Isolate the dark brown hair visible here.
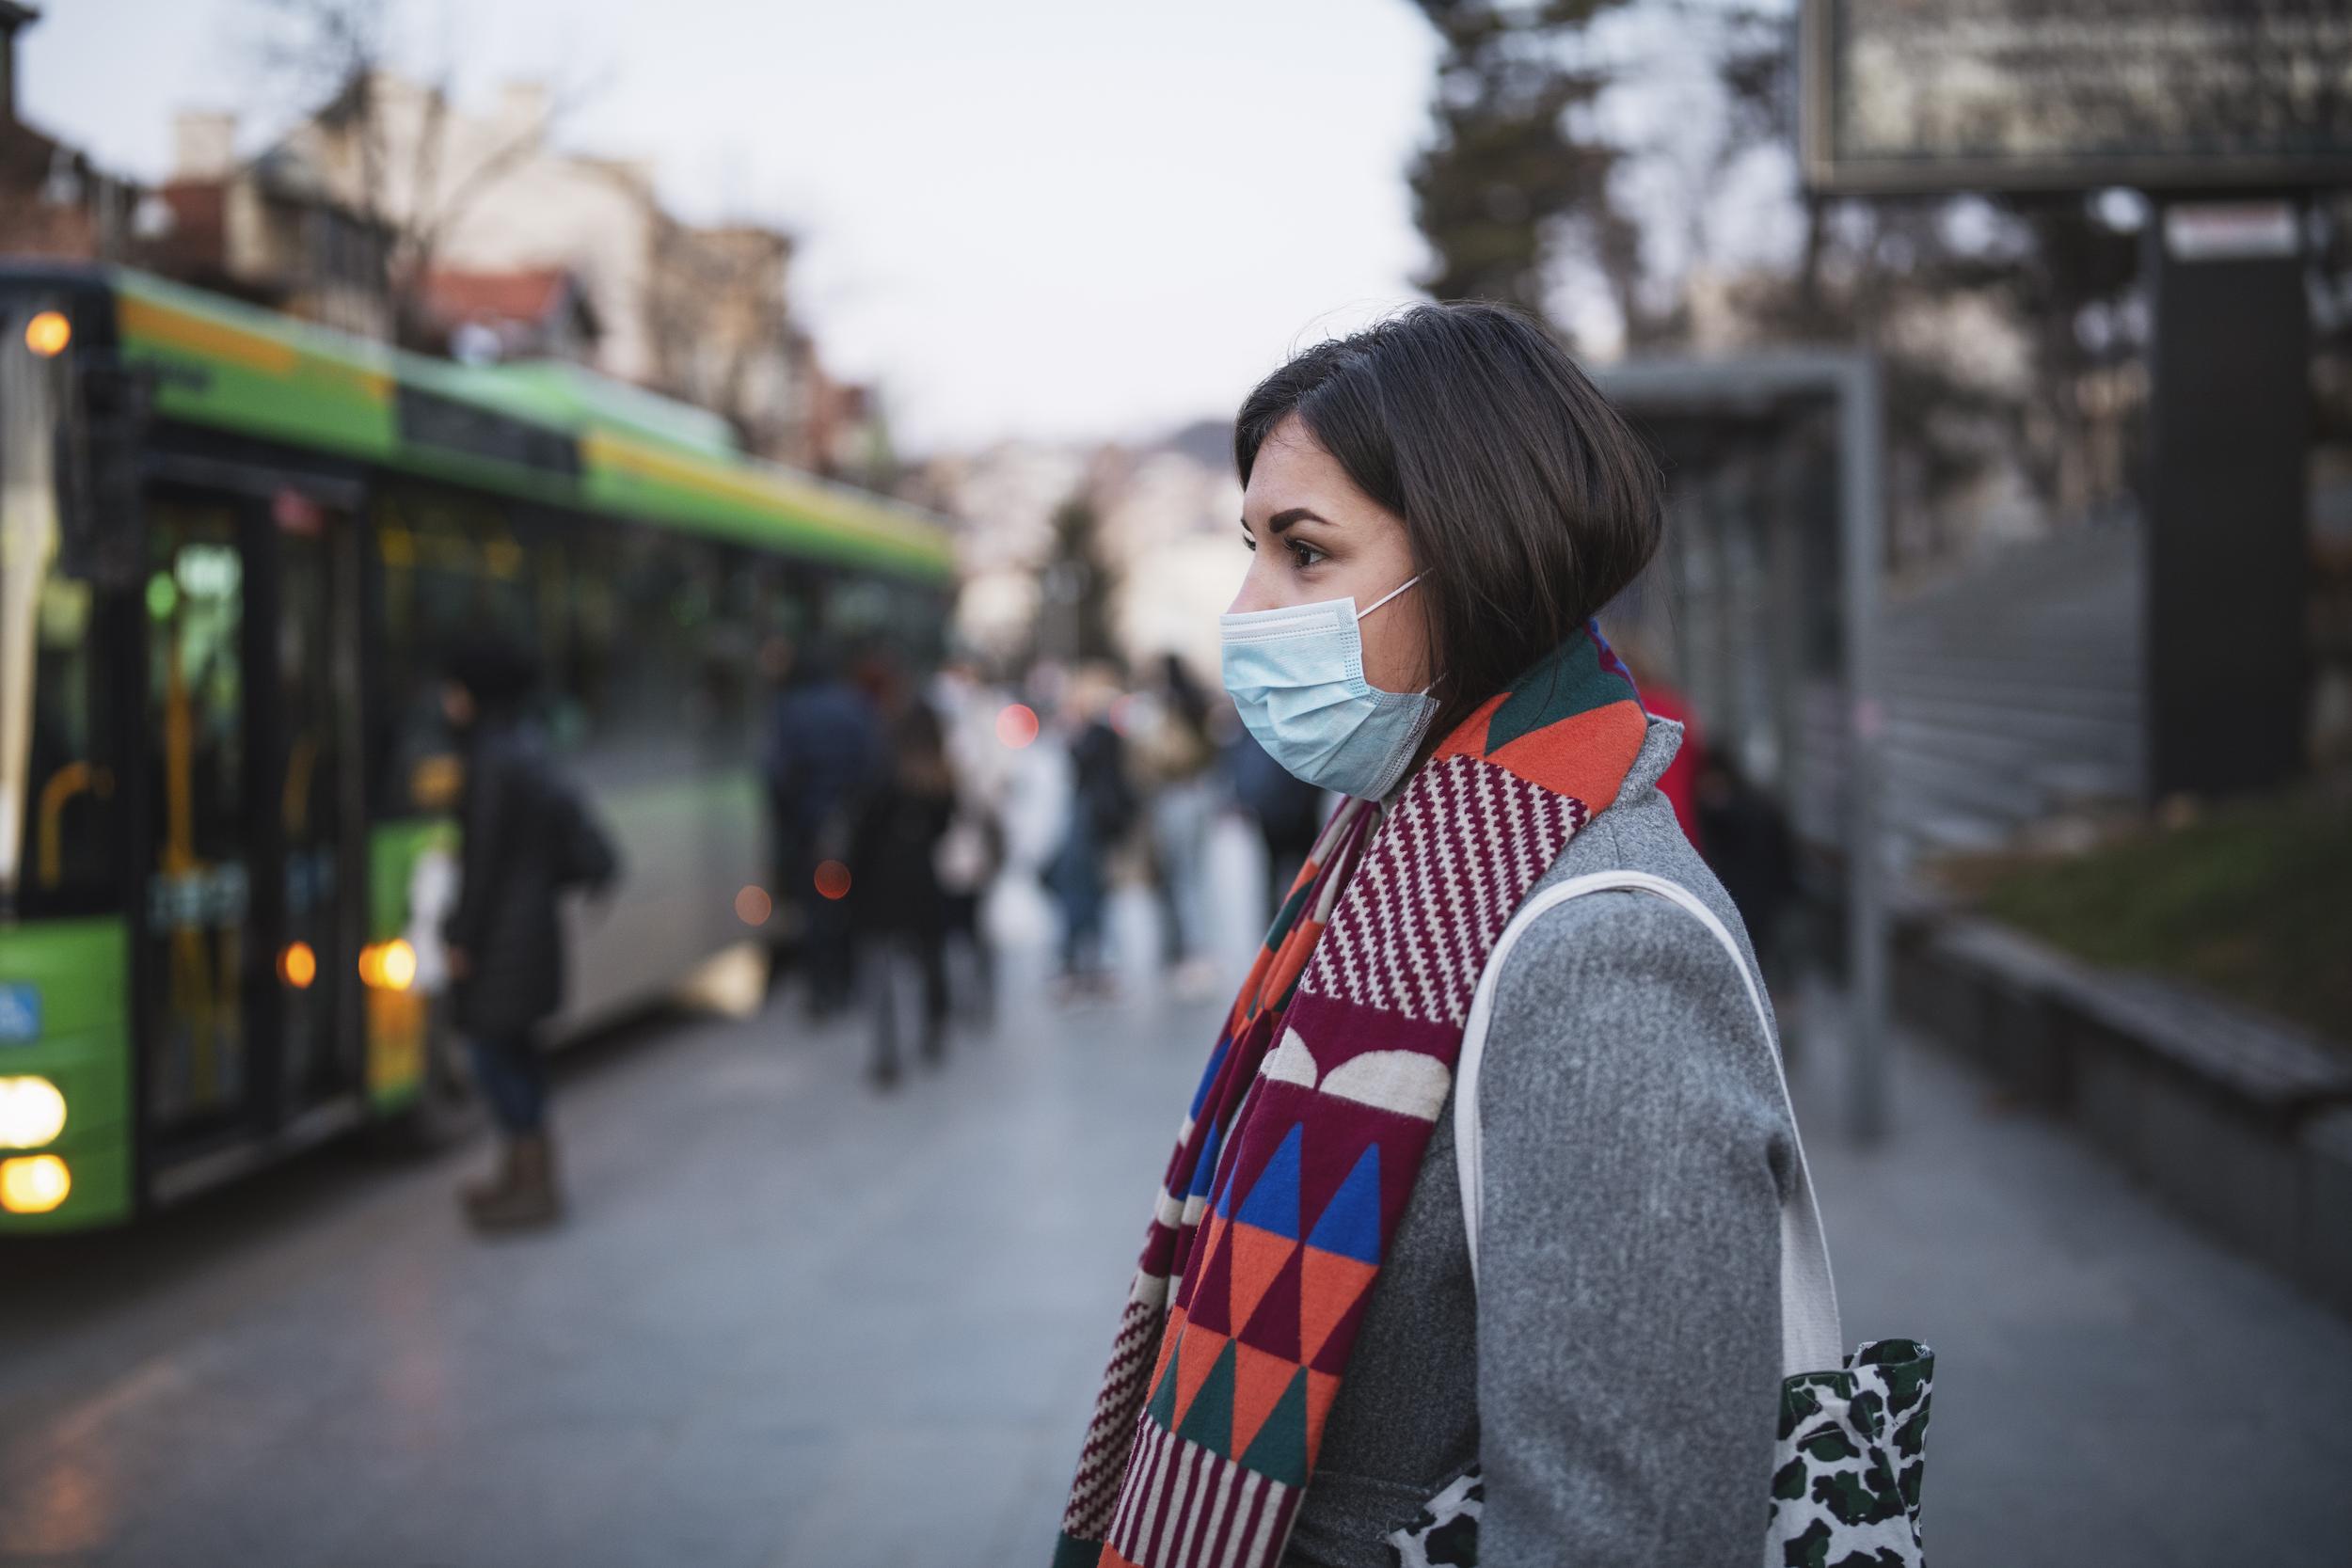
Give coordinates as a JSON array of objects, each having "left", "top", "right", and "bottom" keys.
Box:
[{"left": 1234, "top": 302, "right": 1662, "bottom": 744}]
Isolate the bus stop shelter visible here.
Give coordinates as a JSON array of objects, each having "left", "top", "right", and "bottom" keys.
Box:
[{"left": 1594, "top": 350, "right": 1890, "bottom": 1141}]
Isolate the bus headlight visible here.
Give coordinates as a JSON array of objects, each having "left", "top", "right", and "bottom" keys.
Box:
[
  {"left": 0, "top": 1076, "right": 66, "bottom": 1148},
  {"left": 0, "top": 1154, "right": 70, "bottom": 1213}
]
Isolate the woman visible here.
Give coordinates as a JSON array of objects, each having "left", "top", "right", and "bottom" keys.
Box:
[{"left": 1054, "top": 304, "right": 1806, "bottom": 1567}]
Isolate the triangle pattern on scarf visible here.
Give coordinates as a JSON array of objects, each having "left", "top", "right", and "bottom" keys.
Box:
[
  {"left": 1185, "top": 1217, "right": 1236, "bottom": 1335},
  {"left": 1213, "top": 1129, "right": 1247, "bottom": 1219},
  {"left": 1239, "top": 1369, "right": 1311, "bottom": 1489},
  {"left": 1230, "top": 1339, "right": 1299, "bottom": 1458},
  {"left": 1304, "top": 1143, "right": 1383, "bottom": 1264},
  {"left": 1145, "top": 1337, "right": 1181, "bottom": 1428},
  {"left": 1177, "top": 1338, "right": 1240, "bottom": 1453},
  {"left": 1171, "top": 1323, "right": 1231, "bottom": 1432},
  {"left": 1145, "top": 1301, "right": 1188, "bottom": 1398},
  {"left": 1301, "top": 1249, "right": 1377, "bottom": 1369},
  {"left": 1237, "top": 1241, "right": 1304, "bottom": 1362},
  {"left": 1228, "top": 1223, "right": 1295, "bottom": 1336},
  {"left": 1236, "top": 1122, "right": 1304, "bottom": 1240}
]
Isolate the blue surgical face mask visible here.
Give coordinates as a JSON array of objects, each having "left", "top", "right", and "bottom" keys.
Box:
[{"left": 1220, "top": 576, "right": 1438, "bottom": 800}]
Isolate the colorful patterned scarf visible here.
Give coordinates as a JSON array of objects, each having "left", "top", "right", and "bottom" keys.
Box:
[{"left": 1054, "top": 626, "right": 1649, "bottom": 1568}]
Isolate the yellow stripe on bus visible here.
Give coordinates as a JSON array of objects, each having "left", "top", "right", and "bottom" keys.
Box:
[
  {"left": 581, "top": 429, "right": 944, "bottom": 557},
  {"left": 117, "top": 294, "right": 393, "bottom": 403}
]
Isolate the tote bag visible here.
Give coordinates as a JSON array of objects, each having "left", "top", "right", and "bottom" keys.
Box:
[{"left": 1391, "top": 870, "right": 1933, "bottom": 1568}]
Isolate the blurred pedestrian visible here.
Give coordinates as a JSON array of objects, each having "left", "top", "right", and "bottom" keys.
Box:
[
  {"left": 930, "top": 659, "right": 1008, "bottom": 1024},
  {"left": 1056, "top": 304, "right": 1846, "bottom": 1568},
  {"left": 763, "top": 641, "right": 882, "bottom": 1019},
  {"left": 1044, "top": 665, "right": 1135, "bottom": 1000},
  {"left": 1696, "top": 751, "right": 1804, "bottom": 1043},
  {"left": 1134, "top": 654, "right": 1222, "bottom": 999},
  {"left": 441, "top": 636, "right": 616, "bottom": 1232},
  {"left": 851, "top": 700, "right": 957, "bottom": 1087},
  {"left": 1225, "top": 719, "right": 1326, "bottom": 925}
]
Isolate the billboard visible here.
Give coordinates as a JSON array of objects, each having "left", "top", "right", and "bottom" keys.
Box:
[{"left": 1802, "top": 0, "right": 2352, "bottom": 195}]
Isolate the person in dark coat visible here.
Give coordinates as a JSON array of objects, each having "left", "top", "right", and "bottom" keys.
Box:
[
  {"left": 1225, "top": 721, "right": 1325, "bottom": 924},
  {"left": 763, "top": 641, "right": 884, "bottom": 1018},
  {"left": 850, "top": 700, "right": 957, "bottom": 1087},
  {"left": 442, "top": 637, "right": 612, "bottom": 1230},
  {"left": 1693, "top": 751, "right": 1803, "bottom": 1052}
]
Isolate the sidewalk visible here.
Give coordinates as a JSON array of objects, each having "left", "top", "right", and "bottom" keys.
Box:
[
  {"left": 1787, "top": 1003, "right": 2352, "bottom": 1566},
  {"left": 1, "top": 837, "right": 2346, "bottom": 1564}
]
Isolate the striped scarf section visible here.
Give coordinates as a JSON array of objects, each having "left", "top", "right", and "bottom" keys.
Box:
[{"left": 1054, "top": 626, "right": 1649, "bottom": 1568}]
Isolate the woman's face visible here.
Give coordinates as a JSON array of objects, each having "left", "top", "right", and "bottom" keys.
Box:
[{"left": 1231, "top": 415, "right": 1433, "bottom": 696}]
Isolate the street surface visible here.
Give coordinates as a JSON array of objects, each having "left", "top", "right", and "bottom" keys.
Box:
[{"left": 4, "top": 825, "right": 2349, "bottom": 1567}]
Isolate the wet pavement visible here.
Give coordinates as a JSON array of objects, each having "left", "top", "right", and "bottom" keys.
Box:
[{"left": 3, "top": 831, "right": 2349, "bottom": 1567}]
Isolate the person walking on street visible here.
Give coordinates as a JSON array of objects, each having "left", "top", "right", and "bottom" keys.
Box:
[
  {"left": 850, "top": 699, "right": 958, "bottom": 1087},
  {"left": 764, "top": 641, "right": 883, "bottom": 1019},
  {"left": 1053, "top": 304, "right": 1852, "bottom": 1567},
  {"left": 1046, "top": 667, "right": 1136, "bottom": 1001},
  {"left": 442, "top": 637, "right": 615, "bottom": 1233},
  {"left": 1135, "top": 654, "right": 1222, "bottom": 1000},
  {"left": 930, "top": 659, "right": 1008, "bottom": 1024}
]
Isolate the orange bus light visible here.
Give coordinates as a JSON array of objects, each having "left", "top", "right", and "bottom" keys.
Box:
[{"left": 24, "top": 311, "right": 71, "bottom": 357}]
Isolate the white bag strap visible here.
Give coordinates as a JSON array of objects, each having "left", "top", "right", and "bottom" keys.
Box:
[{"left": 1454, "top": 869, "right": 1843, "bottom": 1378}]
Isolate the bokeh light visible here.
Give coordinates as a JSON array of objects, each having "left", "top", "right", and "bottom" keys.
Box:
[
  {"left": 24, "top": 310, "right": 70, "bottom": 357},
  {"left": 814, "top": 861, "right": 852, "bottom": 901},
  {"left": 995, "top": 703, "right": 1040, "bottom": 749},
  {"left": 0, "top": 1155, "right": 70, "bottom": 1214},
  {"left": 0, "top": 1078, "right": 67, "bottom": 1148},
  {"left": 735, "top": 884, "right": 773, "bottom": 926}
]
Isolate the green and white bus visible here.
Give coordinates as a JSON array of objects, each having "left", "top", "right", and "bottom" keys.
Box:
[{"left": 0, "top": 264, "right": 954, "bottom": 1231}]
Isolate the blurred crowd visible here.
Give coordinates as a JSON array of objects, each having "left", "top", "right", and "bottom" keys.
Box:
[
  {"left": 756, "top": 640, "right": 1327, "bottom": 1089},
  {"left": 756, "top": 640, "right": 1810, "bottom": 1091}
]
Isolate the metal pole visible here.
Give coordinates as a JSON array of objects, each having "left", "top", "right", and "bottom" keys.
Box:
[{"left": 1838, "top": 355, "right": 1888, "bottom": 1144}]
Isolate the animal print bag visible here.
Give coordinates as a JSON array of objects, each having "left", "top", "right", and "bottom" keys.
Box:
[{"left": 1391, "top": 870, "right": 1933, "bottom": 1567}]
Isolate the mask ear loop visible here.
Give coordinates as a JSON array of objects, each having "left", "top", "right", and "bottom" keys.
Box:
[
  {"left": 1355, "top": 575, "right": 1439, "bottom": 700},
  {"left": 1354, "top": 573, "right": 1422, "bottom": 622}
]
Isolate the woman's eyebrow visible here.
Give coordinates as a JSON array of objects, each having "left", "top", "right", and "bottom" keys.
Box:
[{"left": 1266, "top": 507, "right": 1328, "bottom": 534}]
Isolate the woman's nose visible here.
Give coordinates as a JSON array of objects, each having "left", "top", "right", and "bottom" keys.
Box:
[{"left": 1226, "top": 559, "right": 1279, "bottom": 617}]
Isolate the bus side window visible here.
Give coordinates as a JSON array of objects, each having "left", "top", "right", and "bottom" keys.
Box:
[{"left": 372, "top": 487, "right": 538, "bottom": 816}]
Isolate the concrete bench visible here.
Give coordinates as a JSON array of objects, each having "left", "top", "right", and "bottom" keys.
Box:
[{"left": 1897, "top": 912, "right": 2352, "bottom": 1319}]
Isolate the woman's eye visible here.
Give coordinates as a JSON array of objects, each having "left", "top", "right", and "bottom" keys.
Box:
[
  {"left": 1287, "top": 541, "right": 1325, "bottom": 569},
  {"left": 1241, "top": 532, "right": 1257, "bottom": 553}
]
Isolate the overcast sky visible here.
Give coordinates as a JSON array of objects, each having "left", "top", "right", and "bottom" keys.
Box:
[{"left": 21, "top": 0, "right": 1442, "bottom": 452}]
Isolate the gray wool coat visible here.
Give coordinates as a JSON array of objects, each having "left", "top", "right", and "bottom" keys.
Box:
[{"left": 1279, "top": 719, "right": 1801, "bottom": 1568}]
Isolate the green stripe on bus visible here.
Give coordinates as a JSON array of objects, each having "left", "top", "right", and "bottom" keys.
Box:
[{"left": 106, "top": 269, "right": 955, "bottom": 580}]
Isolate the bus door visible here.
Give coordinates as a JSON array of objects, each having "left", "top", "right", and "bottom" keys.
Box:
[
  {"left": 264, "top": 489, "right": 365, "bottom": 1123},
  {"left": 141, "top": 484, "right": 364, "bottom": 1179}
]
